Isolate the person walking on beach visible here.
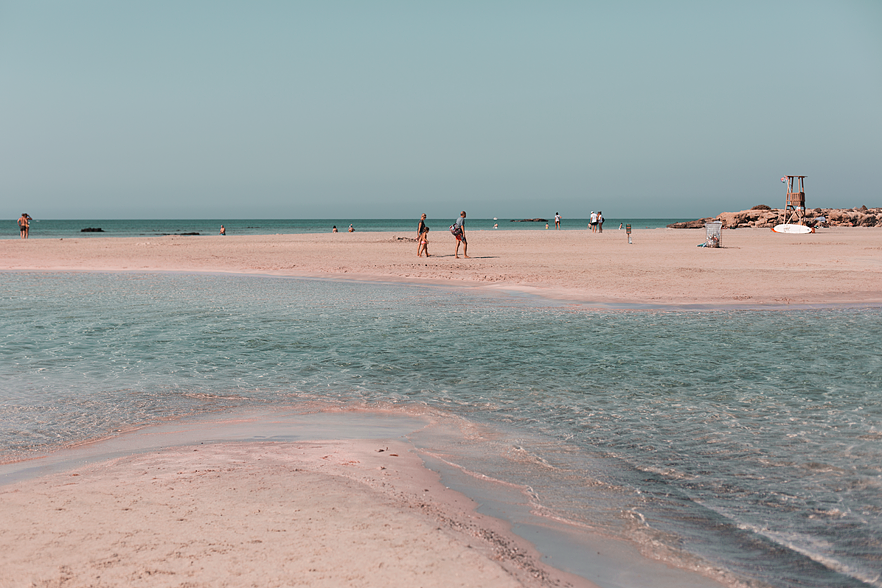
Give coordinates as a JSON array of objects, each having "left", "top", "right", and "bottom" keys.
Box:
[
  {"left": 555, "top": 212, "right": 561, "bottom": 230},
  {"left": 451, "top": 211, "right": 469, "bottom": 258},
  {"left": 18, "top": 213, "right": 30, "bottom": 239},
  {"left": 597, "top": 211, "right": 604, "bottom": 233},
  {"left": 417, "top": 227, "right": 430, "bottom": 257},
  {"left": 589, "top": 211, "right": 597, "bottom": 233},
  {"left": 417, "top": 213, "right": 427, "bottom": 255}
]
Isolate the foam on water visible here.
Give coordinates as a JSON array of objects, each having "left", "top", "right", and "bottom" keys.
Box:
[{"left": 1, "top": 272, "right": 880, "bottom": 588}]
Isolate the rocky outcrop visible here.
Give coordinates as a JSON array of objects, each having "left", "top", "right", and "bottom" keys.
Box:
[
  {"left": 666, "top": 218, "right": 715, "bottom": 229},
  {"left": 669, "top": 207, "right": 882, "bottom": 229}
]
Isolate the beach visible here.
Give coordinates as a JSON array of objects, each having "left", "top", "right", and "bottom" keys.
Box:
[
  {"left": 2, "top": 228, "right": 881, "bottom": 588},
  {"left": 3, "top": 226, "right": 881, "bottom": 307},
  {"left": 1, "top": 434, "right": 589, "bottom": 588}
]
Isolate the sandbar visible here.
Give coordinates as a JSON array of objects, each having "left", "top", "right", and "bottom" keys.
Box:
[
  {"left": 0, "top": 435, "right": 595, "bottom": 588},
  {"left": 3, "top": 227, "right": 881, "bottom": 306}
]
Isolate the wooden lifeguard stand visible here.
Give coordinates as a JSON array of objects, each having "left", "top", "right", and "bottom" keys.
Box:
[{"left": 782, "top": 175, "right": 806, "bottom": 225}]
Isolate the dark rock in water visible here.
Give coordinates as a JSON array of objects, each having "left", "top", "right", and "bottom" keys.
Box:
[
  {"left": 80, "top": 227, "right": 104, "bottom": 232},
  {"left": 667, "top": 218, "right": 713, "bottom": 229},
  {"left": 178, "top": 232, "right": 200, "bottom": 236},
  {"left": 510, "top": 218, "right": 548, "bottom": 222}
]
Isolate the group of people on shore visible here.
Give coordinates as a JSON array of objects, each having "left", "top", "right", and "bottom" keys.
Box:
[
  {"left": 415, "top": 211, "right": 469, "bottom": 259},
  {"left": 589, "top": 211, "right": 604, "bottom": 233}
]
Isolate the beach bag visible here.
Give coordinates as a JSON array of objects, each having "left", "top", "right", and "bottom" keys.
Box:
[{"left": 449, "top": 224, "right": 462, "bottom": 236}]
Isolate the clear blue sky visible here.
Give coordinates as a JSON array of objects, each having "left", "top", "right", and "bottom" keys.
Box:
[{"left": 1, "top": 1, "right": 880, "bottom": 219}]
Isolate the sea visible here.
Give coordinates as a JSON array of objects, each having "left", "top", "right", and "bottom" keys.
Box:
[
  {"left": 3, "top": 217, "right": 681, "bottom": 239},
  {"left": 1, "top": 225, "right": 880, "bottom": 588}
]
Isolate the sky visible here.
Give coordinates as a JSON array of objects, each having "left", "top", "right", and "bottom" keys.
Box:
[{"left": 1, "top": 1, "right": 880, "bottom": 220}]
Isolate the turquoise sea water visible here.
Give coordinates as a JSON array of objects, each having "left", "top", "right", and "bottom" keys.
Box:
[
  {"left": 1, "top": 272, "right": 880, "bottom": 588},
  {"left": 3, "top": 218, "right": 684, "bottom": 239}
]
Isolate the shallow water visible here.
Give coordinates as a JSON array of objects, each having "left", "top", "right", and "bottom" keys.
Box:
[{"left": 1, "top": 272, "right": 880, "bottom": 587}]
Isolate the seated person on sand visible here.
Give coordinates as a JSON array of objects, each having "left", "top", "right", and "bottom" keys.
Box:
[{"left": 418, "top": 227, "right": 430, "bottom": 257}]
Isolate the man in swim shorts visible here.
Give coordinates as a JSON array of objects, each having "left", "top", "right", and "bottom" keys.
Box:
[{"left": 18, "top": 213, "right": 29, "bottom": 239}]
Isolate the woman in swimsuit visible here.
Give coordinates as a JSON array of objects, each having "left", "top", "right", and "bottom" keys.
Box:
[{"left": 416, "top": 214, "right": 427, "bottom": 256}]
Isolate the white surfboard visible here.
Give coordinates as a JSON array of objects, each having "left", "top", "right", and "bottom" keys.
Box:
[{"left": 772, "top": 224, "right": 814, "bottom": 234}]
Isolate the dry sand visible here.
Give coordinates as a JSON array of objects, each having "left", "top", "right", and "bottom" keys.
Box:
[
  {"left": 0, "top": 440, "right": 593, "bottom": 588},
  {"left": 3, "top": 226, "right": 881, "bottom": 306}
]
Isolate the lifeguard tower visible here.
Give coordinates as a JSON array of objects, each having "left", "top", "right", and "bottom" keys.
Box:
[{"left": 781, "top": 176, "right": 806, "bottom": 225}]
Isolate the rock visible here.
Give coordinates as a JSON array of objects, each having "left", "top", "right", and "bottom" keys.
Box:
[
  {"left": 751, "top": 204, "right": 772, "bottom": 210},
  {"left": 671, "top": 206, "right": 882, "bottom": 229},
  {"left": 667, "top": 218, "right": 714, "bottom": 229},
  {"left": 510, "top": 218, "right": 548, "bottom": 222},
  {"left": 80, "top": 227, "right": 104, "bottom": 232}
]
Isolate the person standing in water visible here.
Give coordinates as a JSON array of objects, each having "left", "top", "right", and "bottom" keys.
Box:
[
  {"left": 451, "top": 211, "right": 469, "bottom": 258},
  {"left": 219, "top": 225, "right": 226, "bottom": 235},
  {"left": 416, "top": 213, "right": 427, "bottom": 256}
]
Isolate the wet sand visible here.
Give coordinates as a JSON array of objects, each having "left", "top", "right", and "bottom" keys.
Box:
[{"left": 0, "top": 435, "right": 595, "bottom": 588}]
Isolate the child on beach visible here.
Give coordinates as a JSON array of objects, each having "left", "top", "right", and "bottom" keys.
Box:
[{"left": 418, "top": 227, "right": 430, "bottom": 257}]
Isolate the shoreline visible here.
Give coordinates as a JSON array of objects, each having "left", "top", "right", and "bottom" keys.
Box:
[
  {"left": 3, "top": 227, "right": 881, "bottom": 307},
  {"left": 0, "top": 408, "right": 725, "bottom": 588},
  {"left": 5, "top": 267, "right": 882, "bottom": 312},
  {"left": 0, "top": 438, "right": 589, "bottom": 587}
]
